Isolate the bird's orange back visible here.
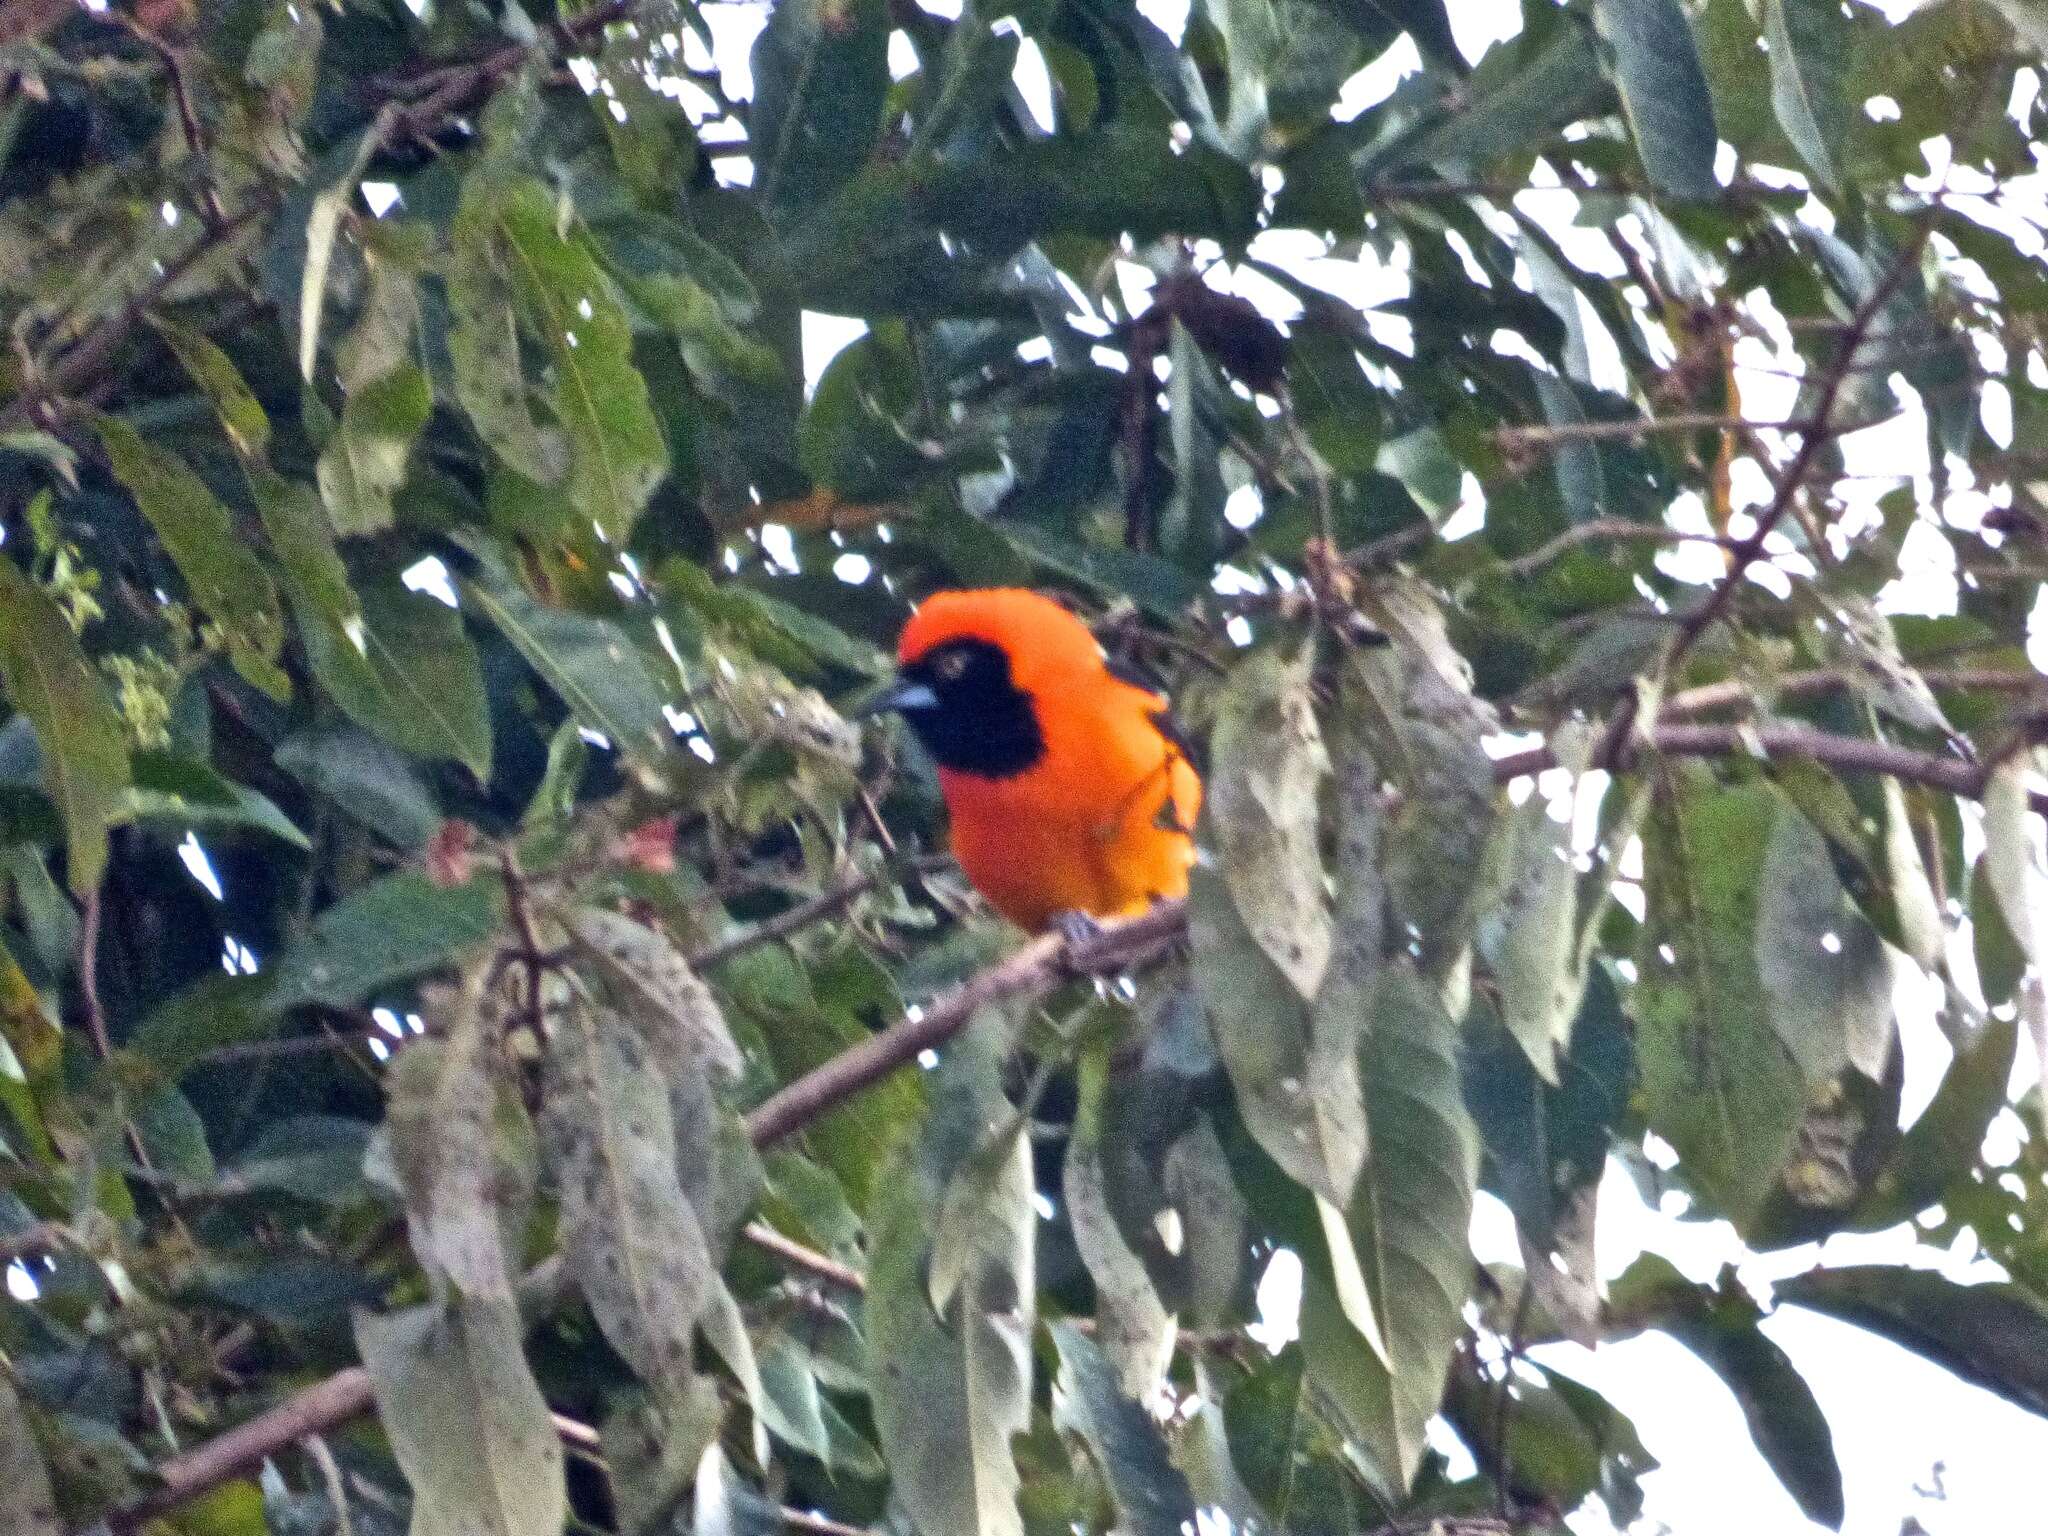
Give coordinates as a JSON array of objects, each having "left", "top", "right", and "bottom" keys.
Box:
[{"left": 892, "top": 589, "right": 1200, "bottom": 931}]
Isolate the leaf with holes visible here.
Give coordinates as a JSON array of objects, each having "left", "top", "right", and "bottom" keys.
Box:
[{"left": 491, "top": 180, "right": 666, "bottom": 543}]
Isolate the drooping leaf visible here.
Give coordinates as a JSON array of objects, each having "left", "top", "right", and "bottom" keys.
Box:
[
  {"left": 866, "top": 1022, "right": 1033, "bottom": 1536},
  {"left": 1983, "top": 757, "right": 2047, "bottom": 971},
  {"left": 1636, "top": 775, "right": 1807, "bottom": 1229},
  {"left": 1206, "top": 640, "right": 1331, "bottom": 995},
  {"left": 1320, "top": 964, "right": 1479, "bottom": 1490},
  {"left": 0, "top": 558, "right": 130, "bottom": 894},
  {"left": 355, "top": 1299, "right": 566, "bottom": 1536},
  {"left": 151, "top": 314, "right": 270, "bottom": 456},
  {"left": 1755, "top": 800, "right": 1896, "bottom": 1086},
  {"left": 1777, "top": 1263, "right": 2048, "bottom": 1419},
  {"left": 1664, "top": 1304, "right": 1845, "bottom": 1529},
  {"left": 1064, "top": 1044, "right": 1175, "bottom": 1401},
  {"left": 0, "top": 1371, "right": 59, "bottom": 1536},
  {"left": 1594, "top": 0, "right": 1722, "bottom": 200},
  {"left": 749, "top": 0, "right": 889, "bottom": 219},
  {"left": 491, "top": 180, "right": 667, "bottom": 543},
  {"left": 384, "top": 966, "right": 520, "bottom": 1300},
  {"left": 542, "top": 989, "right": 719, "bottom": 1394},
  {"left": 1190, "top": 863, "right": 1364, "bottom": 1207},
  {"left": 1049, "top": 1323, "right": 1198, "bottom": 1536},
  {"left": 1762, "top": 0, "right": 1854, "bottom": 192},
  {"left": 446, "top": 184, "right": 562, "bottom": 489},
  {"left": 1477, "top": 722, "right": 1595, "bottom": 1081}
]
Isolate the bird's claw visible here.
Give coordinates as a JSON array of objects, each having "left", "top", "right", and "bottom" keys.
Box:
[{"left": 1048, "top": 909, "right": 1105, "bottom": 947}]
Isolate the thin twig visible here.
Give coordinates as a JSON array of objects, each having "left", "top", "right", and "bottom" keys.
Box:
[
  {"left": 1662, "top": 666, "right": 2048, "bottom": 720},
  {"left": 741, "top": 1221, "right": 865, "bottom": 1293},
  {"left": 77, "top": 884, "right": 111, "bottom": 1060},
  {"left": 689, "top": 853, "right": 951, "bottom": 970},
  {"left": 1504, "top": 519, "right": 1743, "bottom": 576}
]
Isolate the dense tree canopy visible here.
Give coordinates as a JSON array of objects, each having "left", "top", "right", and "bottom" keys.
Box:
[{"left": 3, "top": 0, "right": 2048, "bottom": 1532}]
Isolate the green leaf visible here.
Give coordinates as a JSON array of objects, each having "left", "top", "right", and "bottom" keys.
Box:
[
  {"left": 1324, "top": 964, "right": 1479, "bottom": 1490},
  {"left": 1661, "top": 1306, "right": 1845, "bottom": 1529},
  {"left": 265, "top": 871, "right": 500, "bottom": 1013},
  {"left": 0, "top": 558, "right": 130, "bottom": 894},
  {"left": 1755, "top": 800, "right": 1895, "bottom": 1086},
  {"left": 1387, "top": 20, "right": 1607, "bottom": 178},
  {"left": 492, "top": 181, "right": 667, "bottom": 543},
  {"left": 603, "top": 1381, "right": 724, "bottom": 1536},
  {"left": 460, "top": 558, "right": 672, "bottom": 770},
  {"left": 276, "top": 724, "right": 442, "bottom": 848},
  {"left": 1477, "top": 722, "right": 1594, "bottom": 1082},
  {"left": 91, "top": 411, "right": 288, "bottom": 700},
  {"left": 447, "top": 184, "right": 562, "bottom": 488},
  {"left": 355, "top": 1299, "right": 566, "bottom": 1536},
  {"left": 385, "top": 966, "right": 521, "bottom": 1300},
  {"left": 866, "top": 1024, "right": 1032, "bottom": 1536},
  {"left": 1049, "top": 1323, "right": 1199, "bottom": 1536},
  {"left": 542, "top": 989, "right": 718, "bottom": 1396},
  {"left": 317, "top": 363, "right": 432, "bottom": 537},
  {"left": 1776, "top": 1264, "right": 2048, "bottom": 1418},
  {"left": 1190, "top": 863, "right": 1364, "bottom": 1207},
  {"left": 299, "top": 127, "right": 383, "bottom": 382},
  {"left": 259, "top": 473, "right": 490, "bottom": 780},
  {"left": 1983, "top": 758, "right": 2047, "bottom": 971},
  {"left": 564, "top": 907, "right": 744, "bottom": 1086},
  {"left": 1636, "top": 776, "right": 1806, "bottom": 1229},
  {"left": 1763, "top": 0, "right": 1852, "bottom": 192},
  {"left": 1064, "top": 1046, "right": 1174, "bottom": 1401},
  {"left": 151, "top": 315, "right": 270, "bottom": 456},
  {"left": 0, "top": 1365, "right": 60, "bottom": 1536},
  {"left": 1206, "top": 642, "right": 1332, "bottom": 998},
  {"left": 749, "top": 0, "right": 889, "bottom": 218},
  {"left": 1224, "top": 1345, "right": 1361, "bottom": 1535},
  {"left": 1594, "top": 0, "right": 1721, "bottom": 200},
  {"left": 122, "top": 749, "right": 309, "bottom": 849}
]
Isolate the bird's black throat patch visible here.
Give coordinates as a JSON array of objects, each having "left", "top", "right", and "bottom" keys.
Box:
[{"left": 894, "top": 637, "right": 1045, "bottom": 779}]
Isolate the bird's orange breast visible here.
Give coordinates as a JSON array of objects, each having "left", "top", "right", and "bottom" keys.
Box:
[{"left": 937, "top": 677, "right": 1200, "bottom": 932}]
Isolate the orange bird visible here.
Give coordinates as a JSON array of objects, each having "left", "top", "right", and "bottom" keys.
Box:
[{"left": 871, "top": 589, "right": 1201, "bottom": 933}]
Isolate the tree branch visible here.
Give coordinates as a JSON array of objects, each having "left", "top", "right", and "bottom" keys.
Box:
[{"left": 743, "top": 899, "right": 1187, "bottom": 1148}]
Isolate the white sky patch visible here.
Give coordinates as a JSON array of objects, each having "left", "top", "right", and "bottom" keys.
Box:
[
  {"left": 802, "top": 311, "right": 867, "bottom": 392},
  {"left": 1012, "top": 33, "right": 1056, "bottom": 132},
  {"left": 1333, "top": 34, "right": 1420, "bottom": 123},
  {"left": 178, "top": 833, "right": 224, "bottom": 901},
  {"left": 5, "top": 1262, "right": 37, "bottom": 1302},
  {"left": 401, "top": 556, "right": 460, "bottom": 608}
]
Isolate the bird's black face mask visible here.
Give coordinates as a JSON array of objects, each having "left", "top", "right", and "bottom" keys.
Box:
[{"left": 863, "top": 637, "right": 1045, "bottom": 779}]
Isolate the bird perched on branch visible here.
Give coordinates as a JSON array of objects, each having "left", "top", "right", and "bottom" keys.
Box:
[{"left": 867, "top": 588, "right": 1201, "bottom": 933}]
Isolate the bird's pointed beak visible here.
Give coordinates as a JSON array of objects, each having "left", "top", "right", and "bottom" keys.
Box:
[{"left": 855, "top": 677, "right": 939, "bottom": 719}]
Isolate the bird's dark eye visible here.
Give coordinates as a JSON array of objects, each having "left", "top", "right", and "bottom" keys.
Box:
[{"left": 933, "top": 648, "right": 971, "bottom": 682}]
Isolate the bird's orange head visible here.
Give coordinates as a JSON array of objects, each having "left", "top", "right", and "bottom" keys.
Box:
[{"left": 872, "top": 588, "right": 1099, "bottom": 780}]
